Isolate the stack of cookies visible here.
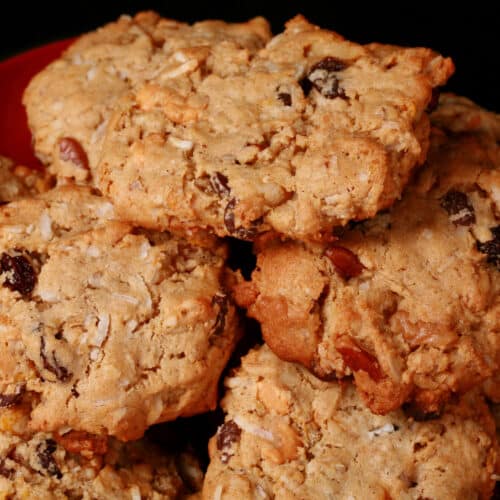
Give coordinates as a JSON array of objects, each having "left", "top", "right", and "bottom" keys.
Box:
[{"left": 0, "top": 10, "right": 498, "bottom": 499}]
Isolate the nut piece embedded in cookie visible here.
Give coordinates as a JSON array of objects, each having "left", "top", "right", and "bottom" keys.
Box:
[
  {"left": 23, "top": 11, "right": 271, "bottom": 184},
  {"left": 203, "top": 346, "right": 498, "bottom": 499},
  {"left": 234, "top": 95, "right": 500, "bottom": 414},
  {"left": 0, "top": 186, "right": 239, "bottom": 440},
  {"left": 97, "top": 14, "right": 453, "bottom": 239}
]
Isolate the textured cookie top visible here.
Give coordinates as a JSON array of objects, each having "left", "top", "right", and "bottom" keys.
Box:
[
  {"left": 0, "top": 402, "right": 202, "bottom": 499},
  {"left": 234, "top": 96, "right": 499, "bottom": 414},
  {"left": 0, "top": 187, "right": 238, "bottom": 440},
  {"left": 23, "top": 11, "right": 271, "bottom": 183},
  {"left": 203, "top": 345, "right": 497, "bottom": 500},
  {"left": 0, "top": 156, "right": 52, "bottom": 203},
  {"left": 97, "top": 15, "right": 453, "bottom": 240}
]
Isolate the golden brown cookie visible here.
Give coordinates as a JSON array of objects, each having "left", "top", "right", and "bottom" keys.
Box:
[
  {"left": 0, "top": 400, "right": 202, "bottom": 499},
  {"left": 23, "top": 11, "right": 271, "bottom": 184},
  {"left": 234, "top": 95, "right": 499, "bottom": 414},
  {"left": 0, "top": 186, "right": 239, "bottom": 440},
  {"left": 203, "top": 345, "right": 497, "bottom": 499},
  {"left": 97, "top": 15, "right": 453, "bottom": 240}
]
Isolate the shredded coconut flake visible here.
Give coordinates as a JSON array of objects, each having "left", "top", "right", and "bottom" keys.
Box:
[
  {"left": 95, "top": 313, "right": 110, "bottom": 346},
  {"left": 169, "top": 136, "right": 194, "bottom": 151},
  {"left": 86, "top": 245, "right": 100, "bottom": 258},
  {"left": 96, "top": 201, "right": 115, "bottom": 218},
  {"left": 126, "top": 319, "right": 138, "bottom": 334},
  {"left": 368, "top": 423, "right": 398, "bottom": 438},
  {"left": 89, "top": 347, "right": 100, "bottom": 361},
  {"left": 129, "top": 485, "right": 141, "bottom": 500},
  {"left": 139, "top": 242, "right": 149, "bottom": 259},
  {"left": 86, "top": 67, "right": 97, "bottom": 81},
  {"left": 39, "top": 211, "right": 53, "bottom": 241},
  {"left": 161, "top": 59, "right": 198, "bottom": 79},
  {"left": 213, "top": 484, "right": 223, "bottom": 500},
  {"left": 233, "top": 416, "right": 274, "bottom": 442},
  {"left": 4, "top": 225, "right": 25, "bottom": 234},
  {"left": 173, "top": 51, "right": 188, "bottom": 63},
  {"left": 38, "top": 289, "right": 59, "bottom": 302},
  {"left": 112, "top": 293, "right": 139, "bottom": 305}
]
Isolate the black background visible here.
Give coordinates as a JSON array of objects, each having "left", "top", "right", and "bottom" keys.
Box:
[{"left": 0, "top": 1, "right": 498, "bottom": 111}]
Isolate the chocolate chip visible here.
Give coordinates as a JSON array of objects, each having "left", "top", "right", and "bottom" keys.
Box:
[
  {"left": 36, "top": 439, "right": 62, "bottom": 479},
  {"left": 440, "top": 190, "right": 476, "bottom": 226},
  {"left": 325, "top": 246, "right": 364, "bottom": 279},
  {"left": 0, "top": 384, "right": 25, "bottom": 408},
  {"left": 217, "top": 420, "right": 241, "bottom": 463},
  {"left": 277, "top": 92, "right": 292, "bottom": 106},
  {"left": 58, "top": 137, "right": 89, "bottom": 170},
  {"left": 210, "top": 172, "right": 231, "bottom": 198},
  {"left": 0, "top": 250, "right": 37, "bottom": 296},
  {"left": 304, "top": 56, "right": 349, "bottom": 99},
  {"left": 40, "top": 336, "right": 72, "bottom": 382},
  {"left": 71, "top": 385, "right": 80, "bottom": 398},
  {"left": 223, "top": 198, "right": 261, "bottom": 240},
  {"left": 477, "top": 226, "right": 500, "bottom": 269}
]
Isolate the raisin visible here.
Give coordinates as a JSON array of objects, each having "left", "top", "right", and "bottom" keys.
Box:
[
  {"left": 58, "top": 137, "right": 89, "bottom": 170},
  {"left": 277, "top": 92, "right": 292, "bottom": 106},
  {"left": 440, "top": 190, "right": 476, "bottom": 226},
  {"left": 217, "top": 420, "right": 241, "bottom": 462},
  {"left": 477, "top": 226, "right": 500, "bottom": 269},
  {"left": 0, "top": 251, "right": 37, "bottom": 295},
  {"left": 40, "top": 336, "right": 72, "bottom": 382},
  {"left": 0, "top": 460, "right": 13, "bottom": 479},
  {"left": 36, "top": 439, "right": 62, "bottom": 479},
  {"left": 210, "top": 172, "right": 231, "bottom": 198},
  {"left": 299, "top": 77, "right": 313, "bottom": 96},
  {"left": 304, "top": 56, "right": 349, "bottom": 99},
  {"left": 223, "top": 198, "right": 261, "bottom": 240},
  {"left": 337, "top": 342, "right": 383, "bottom": 382},
  {"left": 325, "top": 246, "right": 363, "bottom": 279},
  {"left": 211, "top": 293, "right": 228, "bottom": 338},
  {"left": 0, "top": 384, "right": 25, "bottom": 408}
]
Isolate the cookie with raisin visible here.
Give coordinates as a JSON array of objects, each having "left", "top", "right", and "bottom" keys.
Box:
[
  {"left": 0, "top": 400, "right": 202, "bottom": 498},
  {"left": 97, "top": 15, "right": 453, "bottom": 240},
  {"left": 234, "top": 96, "right": 499, "bottom": 414},
  {"left": 203, "top": 345, "right": 497, "bottom": 499},
  {"left": 23, "top": 11, "right": 271, "bottom": 184},
  {"left": 0, "top": 186, "right": 239, "bottom": 440}
]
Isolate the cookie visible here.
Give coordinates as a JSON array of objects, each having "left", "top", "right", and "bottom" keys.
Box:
[
  {"left": 97, "top": 15, "right": 453, "bottom": 240},
  {"left": 0, "top": 186, "right": 239, "bottom": 440},
  {"left": 0, "top": 401, "right": 202, "bottom": 498},
  {"left": 234, "top": 95, "right": 500, "bottom": 414},
  {"left": 203, "top": 345, "right": 497, "bottom": 500},
  {"left": 0, "top": 155, "right": 52, "bottom": 203},
  {"left": 23, "top": 11, "right": 271, "bottom": 183}
]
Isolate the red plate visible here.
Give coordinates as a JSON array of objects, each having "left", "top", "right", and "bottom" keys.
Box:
[{"left": 0, "top": 38, "right": 75, "bottom": 169}]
